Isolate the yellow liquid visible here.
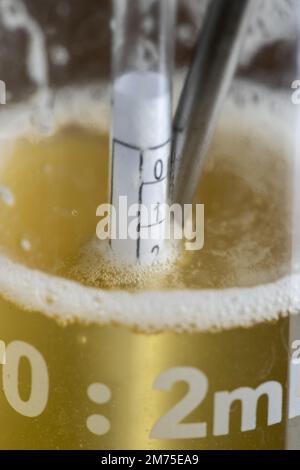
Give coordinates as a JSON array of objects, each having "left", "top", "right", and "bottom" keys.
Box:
[
  {"left": 0, "top": 121, "right": 290, "bottom": 292},
  {"left": 0, "top": 127, "right": 108, "bottom": 273}
]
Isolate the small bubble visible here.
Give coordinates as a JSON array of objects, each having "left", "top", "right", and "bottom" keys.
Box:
[
  {"left": 71, "top": 209, "right": 79, "bottom": 217},
  {"left": 142, "top": 16, "right": 154, "bottom": 34},
  {"left": 0, "top": 186, "right": 15, "bottom": 206},
  {"left": 43, "top": 163, "right": 53, "bottom": 175},
  {"left": 177, "top": 24, "right": 196, "bottom": 47},
  {"left": 20, "top": 239, "right": 31, "bottom": 252},
  {"left": 50, "top": 45, "right": 69, "bottom": 66},
  {"left": 77, "top": 335, "right": 87, "bottom": 345}
]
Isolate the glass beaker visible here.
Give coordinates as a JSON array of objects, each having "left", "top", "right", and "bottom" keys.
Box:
[{"left": 0, "top": 0, "right": 299, "bottom": 450}]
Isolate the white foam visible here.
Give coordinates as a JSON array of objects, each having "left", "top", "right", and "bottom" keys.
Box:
[
  {"left": 0, "top": 83, "right": 109, "bottom": 140},
  {"left": 0, "top": 253, "right": 298, "bottom": 332}
]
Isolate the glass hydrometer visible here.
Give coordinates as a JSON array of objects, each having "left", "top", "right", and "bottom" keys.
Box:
[{"left": 110, "top": 0, "right": 176, "bottom": 265}]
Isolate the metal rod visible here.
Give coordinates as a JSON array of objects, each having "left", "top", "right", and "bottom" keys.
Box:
[{"left": 171, "top": 0, "right": 253, "bottom": 205}]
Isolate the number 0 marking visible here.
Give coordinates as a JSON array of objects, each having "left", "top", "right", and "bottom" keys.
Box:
[
  {"left": 150, "top": 367, "right": 208, "bottom": 440},
  {"left": 2, "top": 341, "right": 49, "bottom": 417},
  {"left": 154, "top": 159, "right": 163, "bottom": 180}
]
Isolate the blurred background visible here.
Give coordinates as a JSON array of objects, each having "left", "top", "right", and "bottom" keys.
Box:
[{"left": 0, "top": 0, "right": 296, "bottom": 103}]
